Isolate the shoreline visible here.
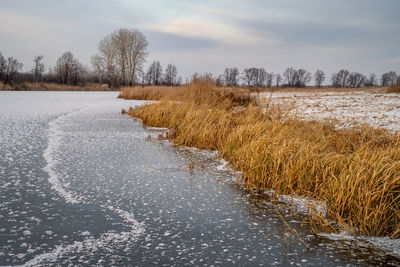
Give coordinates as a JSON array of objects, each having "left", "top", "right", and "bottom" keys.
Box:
[{"left": 122, "top": 79, "right": 400, "bottom": 239}]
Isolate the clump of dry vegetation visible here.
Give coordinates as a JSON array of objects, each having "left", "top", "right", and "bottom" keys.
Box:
[
  {"left": 387, "top": 84, "right": 400, "bottom": 94},
  {"left": 118, "top": 86, "right": 185, "bottom": 100},
  {"left": 18, "top": 82, "right": 110, "bottom": 91},
  {"left": 0, "top": 82, "right": 111, "bottom": 91},
  {"left": 0, "top": 81, "right": 12, "bottom": 90},
  {"left": 124, "top": 78, "right": 400, "bottom": 238}
]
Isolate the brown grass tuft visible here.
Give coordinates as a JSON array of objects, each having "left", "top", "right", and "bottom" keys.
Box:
[{"left": 126, "top": 78, "right": 400, "bottom": 238}]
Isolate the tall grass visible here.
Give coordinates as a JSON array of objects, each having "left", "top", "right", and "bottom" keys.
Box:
[
  {"left": 118, "top": 86, "right": 185, "bottom": 100},
  {"left": 126, "top": 78, "right": 400, "bottom": 238},
  {"left": 387, "top": 84, "right": 400, "bottom": 94}
]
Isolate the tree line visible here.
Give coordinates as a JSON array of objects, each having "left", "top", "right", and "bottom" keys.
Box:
[
  {"left": 1, "top": 27, "right": 399, "bottom": 89},
  {"left": 214, "top": 67, "right": 399, "bottom": 88}
]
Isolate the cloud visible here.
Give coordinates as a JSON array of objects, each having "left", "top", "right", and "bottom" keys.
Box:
[
  {"left": 0, "top": 0, "right": 398, "bottom": 77},
  {"left": 145, "top": 30, "right": 220, "bottom": 52},
  {"left": 148, "top": 18, "right": 267, "bottom": 46}
]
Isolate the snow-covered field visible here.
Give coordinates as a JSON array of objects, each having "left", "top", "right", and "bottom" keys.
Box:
[{"left": 261, "top": 91, "right": 400, "bottom": 132}]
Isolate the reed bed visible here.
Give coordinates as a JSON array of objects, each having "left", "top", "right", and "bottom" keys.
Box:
[
  {"left": 125, "top": 78, "right": 400, "bottom": 238},
  {"left": 2, "top": 82, "right": 110, "bottom": 91},
  {"left": 118, "top": 86, "right": 185, "bottom": 100},
  {"left": 387, "top": 84, "right": 400, "bottom": 94}
]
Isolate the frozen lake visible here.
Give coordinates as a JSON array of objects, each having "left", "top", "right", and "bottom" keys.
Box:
[{"left": 0, "top": 91, "right": 399, "bottom": 266}]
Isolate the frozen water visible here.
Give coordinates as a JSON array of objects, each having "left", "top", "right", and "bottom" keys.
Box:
[{"left": 0, "top": 91, "right": 399, "bottom": 266}]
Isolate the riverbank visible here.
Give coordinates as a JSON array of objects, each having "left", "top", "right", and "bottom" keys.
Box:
[
  {"left": 0, "top": 82, "right": 112, "bottom": 91},
  {"left": 121, "top": 78, "right": 400, "bottom": 238}
]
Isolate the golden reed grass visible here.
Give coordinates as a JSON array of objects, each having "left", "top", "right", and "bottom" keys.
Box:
[{"left": 121, "top": 79, "right": 400, "bottom": 238}]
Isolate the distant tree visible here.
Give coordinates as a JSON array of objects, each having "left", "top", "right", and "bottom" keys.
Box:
[
  {"left": 145, "top": 61, "right": 163, "bottom": 85},
  {"left": 314, "top": 70, "right": 325, "bottom": 87},
  {"left": 242, "top": 68, "right": 267, "bottom": 87},
  {"left": 296, "top": 69, "right": 311, "bottom": 87},
  {"left": 223, "top": 68, "right": 230, "bottom": 85},
  {"left": 215, "top": 74, "right": 223, "bottom": 87},
  {"left": 92, "top": 28, "right": 148, "bottom": 87},
  {"left": 55, "top": 52, "right": 85, "bottom": 85},
  {"left": 33, "top": 55, "right": 45, "bottom": 83},
  {"left": 4, "top": 57, "right": 23, "bottom": 85},
  {"left": 365, "top": 73, "right": 377, "bottom": 86},
  {"left": 275, "top": 73, "right": 282, "bottom": 87},
  {"left": 347, "top": 72, "right": 366, "bottom": 88},
  {"left": 283, "top": 67, "right": 297, "bottom": 87},
  {"left": 331, "top": 69, "right": 350, "bottom": 87},
  {"left": 164, "top": 63, "right": 178, "bottom": 86},
  {"left": 92, "top": 35, "right": 118, "bottom": 87},
  {"left": 255, "top": 68, "right": 266, "bottom": 87},
  {"left": 0, "top": 52, "right": 6, "bottom": 82},
  {"left": 223, "top": 68, "right": 239, "bottom": 86},
  {"left": 242, "top": 68, "right": 256, "bottom": 86},
  {"left": 381, "top": 71, "right": 397, "bottom": 86},
  {"left": 125, "top": 30, "right": 148, "bottom": 85},
  {"left": 265, "top": 72, "right": 274, "bottom": 88},
  {"left": 177, "top": 76, "right": 182, "bottom": 86}
]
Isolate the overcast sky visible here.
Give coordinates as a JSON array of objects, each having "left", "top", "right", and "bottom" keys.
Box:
[{"left": 0, "top": 0, "right": 399, "bottom": 79}]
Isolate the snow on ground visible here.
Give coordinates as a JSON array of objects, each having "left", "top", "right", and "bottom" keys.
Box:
[{"left": 260, "top": 90, "right": 400, "bottom": 132}]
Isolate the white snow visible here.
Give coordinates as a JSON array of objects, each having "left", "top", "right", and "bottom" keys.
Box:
[{"left": 261, "top": 90, "right": 400, "bottom": 132}]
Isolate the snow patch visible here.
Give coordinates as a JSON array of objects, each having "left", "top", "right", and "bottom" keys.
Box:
[
  {"left": 43, "top": 109, "right": 88, "bottom": 204},
  {"left": 21, "top": 206, "right": 145, "bottom": 266},
  {"left": 319, "top": 231, "right": 400, "bottom": 258}
]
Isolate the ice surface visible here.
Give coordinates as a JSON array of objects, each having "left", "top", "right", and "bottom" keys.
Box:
[{"left": 0, "top": 91, "right": 399, "bottom": 266}]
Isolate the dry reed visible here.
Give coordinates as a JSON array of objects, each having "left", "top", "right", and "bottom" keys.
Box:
[
  {"left": 126, "top": 78, "right": 400, "bottom": 238},
  {"left": 387, "top": 84, "right": 400, "bottom": 94},
  {"left": 118, "top": 86, "right": 185, "bottom": 100},
  {"left": 3, "top": 82, "right": 111, "bottom": 91}
]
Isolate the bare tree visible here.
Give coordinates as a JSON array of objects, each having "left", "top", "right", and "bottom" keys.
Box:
[
  {"left": 91, "top": 54, "right": 105, "bottom": 83},
  {"left": 314, "top": 70, "right": 325, "bottom": 87},
  {"left": 242, "top": 68, "right": 267, "bottom": 87},
  {"left": 242, "top": 68, "right": 257, "bottom": 86},
  {"left": 265, "top": 72, "right": 274, "bottom": 88},
  {"left": 177, "top": 76, "right": 182, "bottom": 86},
  {"left": 365, "top": 73, "right": 377, "bottom": 86},
  {"left": 94, "top": 34, "right": 118, "bottom": 87},
  {"left": 0, "top": 52, "right": 6, "bottom": 82},
  {"left": 56, "top": 52, "right": 85, "bottom": 85},
  {"left": 223, "top": 68, "right": 239, "bottom": 86},
  {"left": 93, "top": 28, "right": 148, "bottom": 87},
  {"left": 381, "top": 71, "right": 397, "bottom": 86},
  {"left": 296, "top": 69, "right": 311, "bottom": 87},
  {"left": 331, "top": 69, "right": 350, "bottom": 87},
  {"left": 4, "top": 57, "right": 23, "bottom": 85},
  {"left": 283, "top": 67, "right": 297, "bottom": 87},
  {"left": 347, "top": 72, "right": 366, "bottom": 88},
  {"left": 112, "top": 29, "right": 130, "bottom": 85},
  {"left": 164, "top": 63, "right": 178, "bottom": 86},
  {"left": 256, "top": 68, "right": 267, "bottom": 87},
  {"left": 145, "top": 61, "right": 163, "bottom": 85},
  {"left": 275, "top": 73, "right": 282, "bottom": 87},
  {"left": 33, "top": 55, "right": 45, "bottom": 83},
  {"left": 126, "top": 30, "right": 148, "bottom": 85},
  {"left": 215, "top": 75, "right": 223, "bottom": 87}
]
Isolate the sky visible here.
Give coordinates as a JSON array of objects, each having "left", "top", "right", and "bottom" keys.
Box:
[{"left": 0, "top": 0, "right": 399, "bottom": 80}]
